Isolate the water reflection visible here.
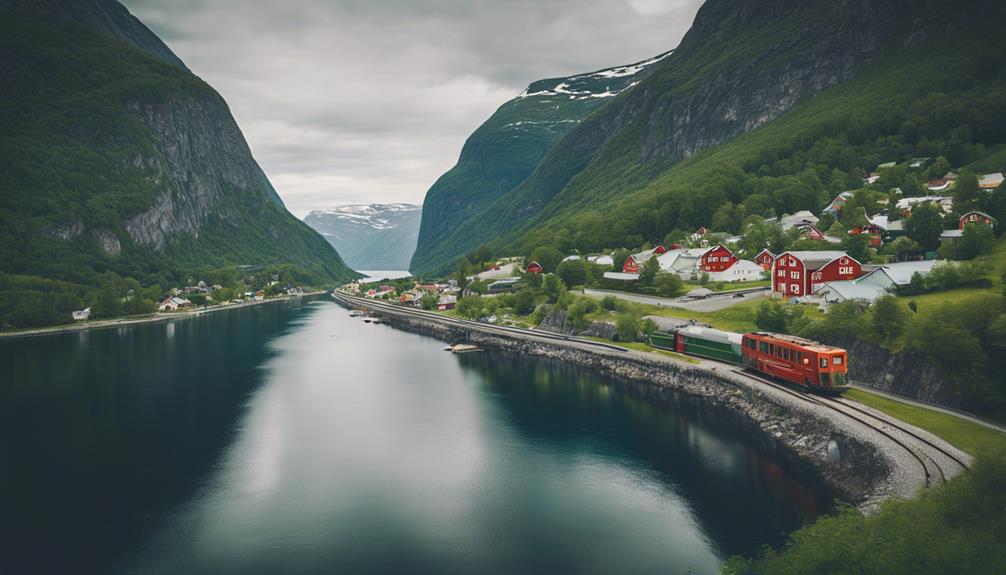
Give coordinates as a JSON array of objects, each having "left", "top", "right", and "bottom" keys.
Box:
[{"left": 0, "top": 301, "right": 833, "bottom": 574}]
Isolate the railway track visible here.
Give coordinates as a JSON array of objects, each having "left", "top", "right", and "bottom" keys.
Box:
[
  {"left": 336, "top": 290, "right": 969, "bottom": 489},
  {"left": 332, "top": 291, "right": 631, "bottom": 353},
  {"left": 734, "top": 368, "right": 969, "bottom": 488}
]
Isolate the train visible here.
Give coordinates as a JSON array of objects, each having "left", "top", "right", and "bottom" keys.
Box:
[{"left": 649, "top": 323, "right": 849, "bottom": 394}]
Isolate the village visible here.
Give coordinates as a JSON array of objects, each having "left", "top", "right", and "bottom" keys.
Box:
[
  {"left": 69, "top": 273, "right": 308, "bottom": 322},
  {"left": 356, "top": 165, "right": 1004, "bottom": 320}
]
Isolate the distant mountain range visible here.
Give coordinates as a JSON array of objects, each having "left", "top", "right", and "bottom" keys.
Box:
[{"left": 305, "top": 204, "right": 422, "bottom": 271}]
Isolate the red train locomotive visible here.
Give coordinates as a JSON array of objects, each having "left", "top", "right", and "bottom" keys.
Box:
[{"left": 741, "top": 332, "right": 849, "bottom": 393}]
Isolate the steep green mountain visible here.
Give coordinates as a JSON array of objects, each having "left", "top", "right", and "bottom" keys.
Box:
[
  {"left": 0, "top": 0, "right": 357, "bottom": 326},
  {"left": 413, "top": 0, "right": 1006, "bottom": 274},
  {"left": 304, "top": 204, "right": 422, "bottom": 271},
  {"left": 410, "top": 51, "right": 670, "bottom": 274}
]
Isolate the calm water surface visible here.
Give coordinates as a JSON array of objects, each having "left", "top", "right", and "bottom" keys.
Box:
[{"left": 0, "top": 299, "right": 833, "bottom": 574}]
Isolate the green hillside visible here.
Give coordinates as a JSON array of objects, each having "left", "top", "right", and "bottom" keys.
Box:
[
  {"left": 410, "top": 52, "right": 670, "bottom": 274},
  {"left": 0, "top": 2, "right": 357, "bottom": 328},
  {"left": 413, "top": 0, "right": 1006, "bottom": 273}
]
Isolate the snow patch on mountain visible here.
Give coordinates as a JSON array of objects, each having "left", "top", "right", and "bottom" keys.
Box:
[{"left": 516, "top": 50, "right": 672, "bottom": 100}]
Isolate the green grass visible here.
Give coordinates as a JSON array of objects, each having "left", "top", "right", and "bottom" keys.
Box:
[
  {"left": 683, "top": 279, "right": 771, "bottom": 292},
  {"left": 611, "top": 340, "right": 701, "bottom": 364},
  {"left": 847, "top": 388, "right": 1006, "bottom": 456}
]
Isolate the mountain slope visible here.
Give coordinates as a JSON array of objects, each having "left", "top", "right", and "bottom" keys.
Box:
[
  {"left": 413, "top": 0, "right": 1006, "bottom": 274},
  {"left": 410, "top": 52, "right": 669, "bottom": 274},
  {"left": 304, "top": 204, "right": 422, "bottom": 271},
  {"left": 0, "top": 0, "right": 356, "bottom": 325}
]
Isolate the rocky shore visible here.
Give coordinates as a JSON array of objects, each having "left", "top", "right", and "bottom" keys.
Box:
[{"left": 335, "top": 294, "right": 912, "bottom": 513}]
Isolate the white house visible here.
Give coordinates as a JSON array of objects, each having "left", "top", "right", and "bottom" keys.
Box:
[
  {"left": 159, "top": 297, "right": 192, "bottom": 312},
  {"left": 656, "top": 248, "right": 708, "bottom": 278},
  {"left": 779, "top": 210, "right": 819, "bottom": 231},
  {"left": 71, "top": 307, "right": 91, "bottom": 321},
  {"left": 707, "top": 259, "right": 764, "bottom": 283}
]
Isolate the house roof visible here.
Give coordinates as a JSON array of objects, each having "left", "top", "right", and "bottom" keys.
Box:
[
  {"left": 780, "top": 210, "right": 819, "bottom": 230},
  {"left": 816, "top": 280, "right": 882, "bottom": 302},
  {"left": 979, "top": 173, "right": 1004, "bottom": 188},
  {"left": 603, "top": 272, "right": 639, "bottom": 281},
  {"left": 865, "top": 260, "right": 939, "bottom": 285},
  {"left": 777, "top": 251, "right": 852, "bottom": 269},
  {"left": 868, "top": 214, "right": 904, "bottom": 232},
  {"left": 961, "top": 210, "right": 998, "bottom": 222},
  {"left": 896, "top": 195, "right": 949, "bottom": 209},
  {"left": 940, "top": 229, "right": 964, "bottom": 238}
]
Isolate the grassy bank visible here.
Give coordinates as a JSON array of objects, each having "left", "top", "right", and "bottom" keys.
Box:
[{"left": 847, "top": 389, "right": 1005, "bottom": 456}]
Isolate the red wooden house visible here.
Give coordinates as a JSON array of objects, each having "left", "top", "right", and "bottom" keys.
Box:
[
  {"left": 652, "top": 244, "right": 667, "bottom": 255},
  {"left": 959, "top": 211, "right": 997, "bottom": 229},
  {"left": 848, "top": 224, "right": 884, "bottom": 247},
  {"left": 525, "top": 261, "right": 544, "bottom": 273},
  {"left": 772, "top": 251, "right": 862, "bottom": 297},
  {"left": 698, "top": 245, "right": 737, "bottom": 273},
  {"left": 622, "top": 256, "right": 640, "bottom": 273},
  {"left": 754, "top": 249, "right": 775, "bottom": 270}
]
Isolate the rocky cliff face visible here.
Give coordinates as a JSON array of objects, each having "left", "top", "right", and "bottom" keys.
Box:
[
  {"left": 0, "top": 0, "right": 355, "bottom": 285},
  {"left": 304, "top": 204, "right": 422, "bottom": 271},
  {"left": 823, "top": 335, "right": 962, "bottom": 408}
]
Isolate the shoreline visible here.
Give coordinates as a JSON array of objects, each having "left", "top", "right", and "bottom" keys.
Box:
[
  {"left": 333, "top": 291, "right": 969, "bottom": 514},
  {"left": 0, "top": 290, "right": 328, "bottom": 341}
]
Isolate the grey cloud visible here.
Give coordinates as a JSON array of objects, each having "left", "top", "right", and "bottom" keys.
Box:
[{"left": 122, "top": 0, "right": 704, "bottom": 217}]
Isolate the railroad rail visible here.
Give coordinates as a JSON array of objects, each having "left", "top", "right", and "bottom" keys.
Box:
[
  {"left": 331, "top": 291, "right": 630, "bottom": 353},
  {"left": 734, "top": 368, "right": 969, "bottom": 488},
  {"left": 335, "top": 290, "right": 969, "bottom": 489}
]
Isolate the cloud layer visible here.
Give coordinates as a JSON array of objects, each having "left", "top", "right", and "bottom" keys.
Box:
[{"left": 123, "top": 0, "right": 704, "bottom": 217}]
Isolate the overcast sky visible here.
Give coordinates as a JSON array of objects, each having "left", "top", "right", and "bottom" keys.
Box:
[{"left": 122, "top": 0, "right": 704, "bottom": 218}]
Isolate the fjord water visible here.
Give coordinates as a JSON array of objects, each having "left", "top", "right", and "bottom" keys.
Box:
[{"left": 0, "top": 299, "right": 831, "bottom": 574}]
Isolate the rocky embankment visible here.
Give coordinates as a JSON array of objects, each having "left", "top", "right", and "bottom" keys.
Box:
[
  {"left": 336, "top": 294, "right": 903, "bottom": 512},
  {"left": 823, "top": 335, "right": 960, "bottom": 408}
]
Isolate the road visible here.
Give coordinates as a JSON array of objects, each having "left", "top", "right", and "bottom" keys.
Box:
[{"left": 582, "top": 287, "right": 768, "bottom": 312}]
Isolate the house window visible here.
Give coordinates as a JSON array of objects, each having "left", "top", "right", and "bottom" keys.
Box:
[
  {"left": 790, "top": 271, "right": 800, "bottom": 279},
  {"left": 790, "top": 284, "right": 800, "bottom": 294},
  {"left": 777, "top": 269, "right": 785, "bottom": 277},
  {"left": 839, "top": 266, "right": 853, "bottom": 275}
]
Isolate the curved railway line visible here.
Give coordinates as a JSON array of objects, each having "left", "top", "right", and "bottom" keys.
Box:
[
  {"left": 734, "top": 368, "right": 969, "bottom": 487},
  {"left": 333, "top": 290, "right": 970, "bottom": 490}
]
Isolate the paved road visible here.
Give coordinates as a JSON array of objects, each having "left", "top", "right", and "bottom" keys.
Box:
[
  {"left": 583, "top": 287, "right": 768, "bottom": 312},
  {"left": 468, "top": 263, "right": 521, "bottom": 281}
]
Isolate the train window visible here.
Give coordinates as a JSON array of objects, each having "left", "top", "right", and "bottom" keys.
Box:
[
  {"left": 797, "top": 352, "right": 803, "bottom": 363},
  {"left": 833, "top": 356, "right": 843, "bottom": 365},
  {"left": 784, "top": 348, "right": 791, "bottom": 361},
  {"left": 769, "top": 343, "right": 774, "bottom": 355},
  {"left": 747, "top": 339, "right": 756, "bottom": 349},
  {"left": 760, "top": 342, "right": 768, "bottom": 353},
  {"left": 819, "top": 358, "right": 828, "bottom": 369}
]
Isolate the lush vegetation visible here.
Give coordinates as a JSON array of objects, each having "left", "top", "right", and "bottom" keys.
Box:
[
  {"left": 0, "top": 8, "right": 355, "bottom": 328},
  {"left": 722, "top": 443, "right": 1006, "bottom": 575},
  {"left": 412, "top": 0, "right": 1006, "bottom": 276}
]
